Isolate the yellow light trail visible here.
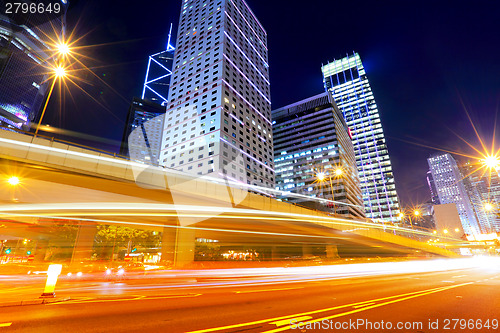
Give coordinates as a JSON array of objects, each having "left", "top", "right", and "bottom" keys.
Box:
[
  {"left": 261, "top": 282, "right": 474, "bottom": 333},
  {"left": 186, "top": 282, "right": 474, "bottom": 333},
  {"left": 0, "top": 136, "right": 362, "bottom": 210},
  {"left": 0, "top": 202, "right": 449, "bottom": 239}
]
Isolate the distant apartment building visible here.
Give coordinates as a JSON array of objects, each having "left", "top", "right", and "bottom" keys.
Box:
[
  {"left": 159, "top": 0, "right": 274, "bottom": 188},
  {"left": 273, "top": 92, "right": 364, "bottom": 218},
  {"left": 427, "top": 153, "right": 481, "bottom": 235},
  {"left": 321, "top": 52, "right": 401, "bottom": 223}
]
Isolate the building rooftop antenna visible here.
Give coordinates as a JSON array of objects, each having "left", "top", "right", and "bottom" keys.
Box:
[{"left": 141, "top": 23, "right": 175, "bottom": 104}]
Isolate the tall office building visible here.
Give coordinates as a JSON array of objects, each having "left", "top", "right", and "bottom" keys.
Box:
[
  {"left": 427, "top": 153, "right": 481, "bottom": 235},
  {"left": 159, "top": 0, "right": 274, "bottom": 187},
  {"left": 142, "top": 25, "right": 175, "bottom": 106},
  {"left": 427, "top": 170, "right": 440, "bottom": 205},
  {"left": 321, "top": 52, "right": 401, "bottom": 224},
  {"left": 120, "top": 29, "right": 175, "bottom": 163},
  {"left": 0, "top": 0, "right": 69, "bottom": 130},
  {"left": 120, "top": 97, "right": 166, "bottom": 165},
  {"left": 461, "top": 161, "right": 499, "bottom": 233},
  {"left": 273, "top": 92, "right": 365, "bottom": 218}
]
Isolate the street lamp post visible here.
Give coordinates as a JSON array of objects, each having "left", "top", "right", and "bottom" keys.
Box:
[
  {"left": 316, "top": 167, "right": 344, "bottom": 214},
  {"left": 34, "top": 75, "right": 58, "bottom": 136},
  {"left": 316, "top": 172, "right": 335, "bottom": 212},
  {"left": 34, "top": 43, "right": 70, "bottom": 136},
  {"left": 410, "top": 209, "right": 421, "bottom": 230},
  {"left": 482, "top": 155, "right": 500, "bottom": 170}
]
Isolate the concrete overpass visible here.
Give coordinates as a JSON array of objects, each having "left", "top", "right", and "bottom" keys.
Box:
[{"left": 0, "top": 130, "right": 460, "bottom": 267}]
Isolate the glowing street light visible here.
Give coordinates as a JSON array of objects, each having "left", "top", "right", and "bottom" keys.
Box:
[
  {"left": 482, "top": 155, "right": 500, "bottom": 170},
  {"left": 335, "top": 168, "right": 343, "bottom": 177},
  {"left": 413, "top": 210, "right": 421, "bottom": 217},
  {"left": 455, "top": 228, "right": 460, "bottom": 232},
  {"left": 316, "top": 172, "right": 326, "bottom": 182},
  {"left": 54, "top": 66, "right": 66, "bottom": 78},
  {"left": 433, "top": 230, "right": 437, "bottom": 234},
  {"left": 35, "top": 65, "right": 68, "bottom": 135},
  {"left": 7, "top": 176, "right": 20, "bottom": 186},
  {"left": 484, "top": 203, "right": 494, "bottom": 212},
  {"left": 443, "top": 229, "right": 449, "bottom": 234},
  {"left": 57, "top": 43, "right": 70, "bottom": 56}
]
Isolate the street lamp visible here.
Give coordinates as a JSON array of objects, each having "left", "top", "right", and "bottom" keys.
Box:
[
  {"left": 482, "top": 155, "right": 500, "bottom": 170},
  {"left": 7, "top": 176, "right": 20, "bottom": 186},
  {"left": 316, "top": 171, "right": 339, "bottom": 213},
  {"left": 34, "top": 65, "right": 67, "bottom": 135},
  {"left": 443, "top": 229, "right": 448, "bottom": 234},
  {"left": 334, "top": 168, "right": 343, "bottom": 177},
  {"left": 316, "top": 172, "right": 326, "bottom": 182},
  {"left": 57, "top": 43, "right": 70, "bottom": 56},
  {"left": 484, "top": 203, "right": 494, "bottom": 212},
  {"left": 54, "top": 66, "right": 66, "bottom": 78}
]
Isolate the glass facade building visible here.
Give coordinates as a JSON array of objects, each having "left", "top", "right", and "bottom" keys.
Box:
[
  {"left": 120, "top": 97, "right": 166, "bottom": 165},
  {"left": 0, "top": 0, "right": 68, "bottom": 130},
  {"left": 141, "top": 27, "right": 175, "bottom": 106},
  {"left": 427, "top": 170, "right": 440, "bottom": 205},
  {"left": 120, "top": 30, "right": 175, "bottom": 165},
  {"left": 273, "top": 92, "right": 365, "bottom": 218},
  {"left": 159, "top": 0, "right": 274, "bottom": 187},
  {"left": 321, "top": 52, "right": 401, "bottom": 224},
  {"left": 460, "top": 161, "right": 499, "bottom": 233},
  {"left": 427, "top": 153, "right": 481, "bottom": 236}
]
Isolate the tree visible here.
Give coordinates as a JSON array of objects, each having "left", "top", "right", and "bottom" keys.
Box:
[{"left": 94, "top": 225, "right": 161, "bottom": 259}]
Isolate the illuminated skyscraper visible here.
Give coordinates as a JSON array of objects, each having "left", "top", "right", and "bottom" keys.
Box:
[
  {"left": 460, "top": 161, "right": 499, "bottom": 233},
  {"left": 120, "top": 28, "right": 175, "bottom": 163},
  {"left": 427, "top": 170, "right": 440, "bottom": 205},
  {"left": 322, "top": 52, "right": 401, "bottom": 224},
  {"left": 427, "top": 153, "right": 481, "bottom": 235},
  {"left": 0, "top": 0, "right": 69, "bottom": 130},
  {"left": 120, "top": 97, "right": 166, "bottom": 165},
  {"left": 273, "top": 92, "right": 364, "bottom": 218},
  {"left": 159, "top": 0, "right": 274, "bottom": 187},
  {"left": 141, "top": 25, "right": 175, "bottom": 106}
]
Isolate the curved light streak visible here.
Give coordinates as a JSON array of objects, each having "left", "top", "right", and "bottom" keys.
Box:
[
  {"left": 0, "top": 136, "right": 364, "bottom": 210},
  {"left": 0, "top": 202, "right": 456, "bottom": 240}
]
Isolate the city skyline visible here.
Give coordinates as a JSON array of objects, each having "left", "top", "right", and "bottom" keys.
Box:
[
  {"left": 38, "top": 0, "right": 500, "bottom": 207},
  {"left": 1, "top": 0, "right": 500, "bottom": 328}
]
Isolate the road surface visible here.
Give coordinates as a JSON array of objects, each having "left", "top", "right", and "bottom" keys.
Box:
[{"left": 1, "top": 259, "right": 499, "bottom": 332}]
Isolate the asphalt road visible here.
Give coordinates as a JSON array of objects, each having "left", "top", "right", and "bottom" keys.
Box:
[{"left": 1, "top": 261, "right": 499, "bottom": 332}]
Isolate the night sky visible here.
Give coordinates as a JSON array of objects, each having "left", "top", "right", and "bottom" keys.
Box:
[{"left": 43, "top": 0, "right": 500, "bottom": 207}]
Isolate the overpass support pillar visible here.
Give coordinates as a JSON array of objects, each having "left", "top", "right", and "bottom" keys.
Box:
[
  {"left": 71, "top": 223, "right": 97, "bottom": 266},
  {"left": 161, "top": 227, "right": 176, "bottom": 264},
  {"left": 161, "top": 226, "right": 195, "bottom": 268},
  {"left": 34, "top": 239, "right": 49, "bottom": 262},
  {"left": 271, "top": 246, "right": 279, "bottom": 261},
  {"left": 302, "top": 245, "right": 313, "bottom": 259},
  {"left": 326, "top": 245, "right": 339, "bottom": 259}
]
